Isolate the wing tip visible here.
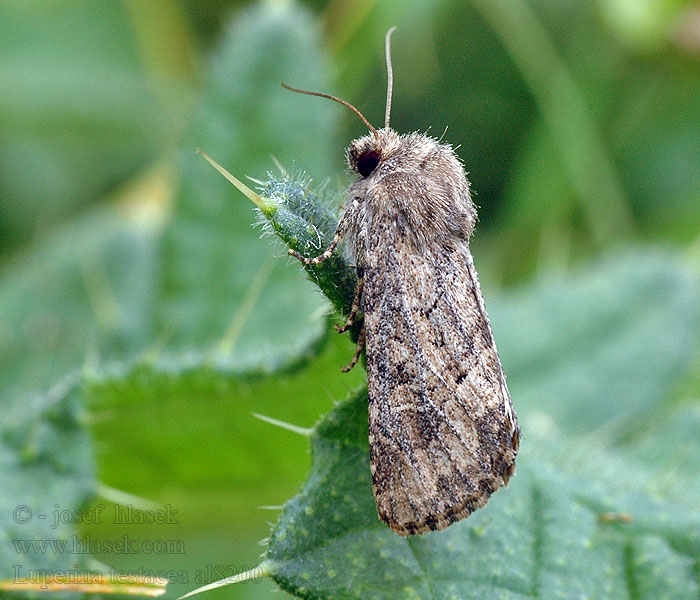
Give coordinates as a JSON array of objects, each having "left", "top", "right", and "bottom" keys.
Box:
[
  {"left": 379, "top": 450, "right": 518, "bottom": 537},
  {"left": 379, "top": 487, "right": 488, "bottom": 536},
  {"left": 384, "top": 496, "right": 487, "bottom": 536}
]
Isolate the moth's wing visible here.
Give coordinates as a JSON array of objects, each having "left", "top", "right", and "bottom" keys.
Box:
[{"left": 364, "top": 239, "right": 519, "bottom": 536}]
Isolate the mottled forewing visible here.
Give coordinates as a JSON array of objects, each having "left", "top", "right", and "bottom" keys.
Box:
[{"left": 364, "top": 238, "right": 519, "bottom": 536}]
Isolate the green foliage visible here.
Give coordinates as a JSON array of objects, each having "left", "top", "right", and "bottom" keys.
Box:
[
  {"left": 0, "top": 379, "right": 95, "bottom": 583},
  {"left": 160, "top": 0, "right": 339, "bottom": 371},
  {"left": 1, "top": 1, "right": 699, "bottom": 600},
  {"left": 0, "top": 2, "right": 337, "bottom": 395},
  {"left": 0, "top": 2, "right": 343, "bottom": 597},
  {"left": 0, "top": 0, "right": 179, "bottom": 251},
  {"left": 495, "top": 250, "right": 700, "bottom": 436}
]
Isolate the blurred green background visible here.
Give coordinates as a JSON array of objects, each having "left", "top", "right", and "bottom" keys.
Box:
[{"left": 1, "top": 0, "right": 699, "bottom": 599}]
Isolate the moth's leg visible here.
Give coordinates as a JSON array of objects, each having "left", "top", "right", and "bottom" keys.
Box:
[
  {"left": 288, "top": 232, "right": 342, "bottom": 265},
  {"left": 288, "top": 198, "right": 357, "bottom": 265},
  {"left": 335, "top": 267, "right": 364, "bottom": 334},
  {"left": 341, "top": 324, "right": 366, "bottom": 373}
]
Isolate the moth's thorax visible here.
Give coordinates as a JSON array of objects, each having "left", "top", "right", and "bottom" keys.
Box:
[{"left": 344, "top": 129, "right": 477, "bottom": 259}]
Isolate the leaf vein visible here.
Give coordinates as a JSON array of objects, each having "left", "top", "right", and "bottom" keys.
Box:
[
  {"left": 405, "top": 536, "right": 435, "bottom": 600},
  {"left": 531, "top": 482, "right": 543, "bottom": 599},
  {"left": 623, "top": 540, "right": 640, "bottom": 600}
]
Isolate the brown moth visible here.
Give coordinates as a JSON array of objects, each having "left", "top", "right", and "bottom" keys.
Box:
[{"left": 285, "top": 28, "right": 519, "bottom": 536}]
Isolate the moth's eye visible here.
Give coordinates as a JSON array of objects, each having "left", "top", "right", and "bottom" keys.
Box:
[{"left": 356, "top": 150, "right": 381, "bottom": 177}]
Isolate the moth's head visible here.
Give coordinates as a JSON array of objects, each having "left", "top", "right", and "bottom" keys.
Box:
[
  {"left": 283, "top": 28, "right": 406, "bottom": 181},
  {"left": 346, "top": 128, "right": 402, "bottom": 179}
]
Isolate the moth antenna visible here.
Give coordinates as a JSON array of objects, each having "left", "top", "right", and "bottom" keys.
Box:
[
  {"left": 384, "top": 26, "right": 397, "bottom": 130},
  {"left": 281, "top": 82, "right": 377, "bottom": 135}
]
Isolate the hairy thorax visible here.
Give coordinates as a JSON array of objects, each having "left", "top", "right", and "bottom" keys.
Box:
[{"left": 344, "top": 129, "right": 476, "bottom": 265}]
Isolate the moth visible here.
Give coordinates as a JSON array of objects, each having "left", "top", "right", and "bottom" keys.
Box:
[{"left": 285, "top": 29, "right": 519, "bottom": 536}]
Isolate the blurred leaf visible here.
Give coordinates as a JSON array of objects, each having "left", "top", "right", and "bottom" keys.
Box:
[
  {"left": 0, "top": 0, "right": 339, "bottom": 406},
  {"left": 495, "top": 248, "right": 700, "bottom": 438},
  {"left": 159, "top": 1, "right": 340, "bottom": 369},
  {"left": 0, "top": 0, "right": 190, "bottom": 252},
  {"left": 0, "top": 206, "right": 162, "bottom": 404},
  {"left": 617, "top": 403, "right": 700, "bottom": 487},
  {"left": 0, "top": 378, "right": 96, "bottom": 588},
  {"left": 264, "top": 248, "right": 700, "bottom": 600}
]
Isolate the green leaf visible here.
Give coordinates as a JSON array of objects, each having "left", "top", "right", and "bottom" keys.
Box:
[
  {"left": 0, "top": 207, "right": 161, "bottom": 404},
  {"left": 0, "top": 0, "right": 184, "bottom": 253},
  {"left": 494, "top": 248, "right": 700, "bottom": 438},
  {"left": 266, "top": 394, "right": 700, "bottom": 599},
  {"left": 263, "top": 248, "right": 700, "bottom": 600},
  {"left": 158, "top": 0, "right": 341, "bottom": 371},
  {"left": 0, "top": 377, "right": 96, "bottom": 586},
  {"left": 0, "top": 1, "right": 340, "bottom": 404},
  {"left": 88, "top": 332, "right": 364, "bottom": 516},
  {"left": 0, "top": 0, "right": 344, "bottom": 416}
]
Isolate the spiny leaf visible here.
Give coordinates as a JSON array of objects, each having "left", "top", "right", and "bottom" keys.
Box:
[
  {"left": 194, "top": 154, "right": 358, "bottom": 318},
  {"left": 0, "top": 1, "right": 341, "bottom": 402},
  {"left": 258, "top": 175, "right": 358, "bottom": 316},
  {"left": 0, "top": 376, "right": 97, "bottom": 593},
  {"left": 265, "top": 391, "right": 700, "bottom": 600},
  {"left": 159, "top": 0, "right": 340, "bottom": 371}
]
